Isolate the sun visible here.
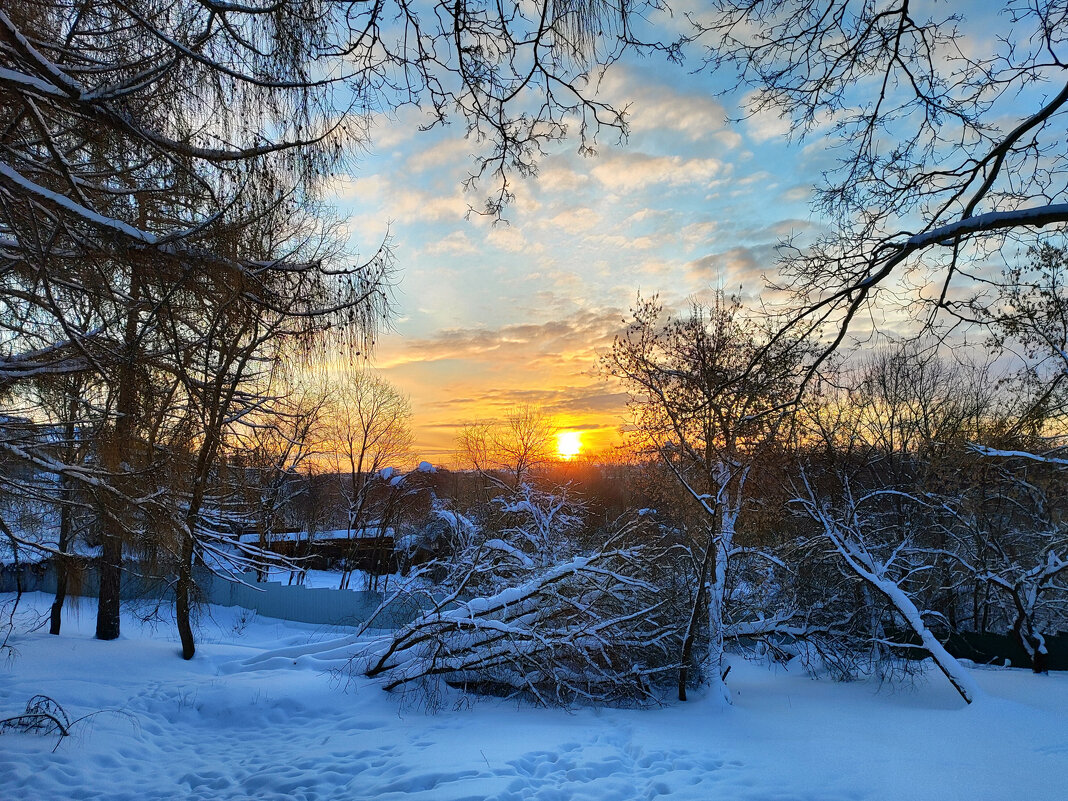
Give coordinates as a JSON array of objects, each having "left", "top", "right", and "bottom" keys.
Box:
[{"left": 556, "top": 431, "right": 583, "bottom": 460}]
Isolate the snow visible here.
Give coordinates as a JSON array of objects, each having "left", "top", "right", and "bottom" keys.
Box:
[
  {"left": 431, "top": 507, "right": 475, "bottom": 532},
  {"left": 2, "top": 592, "right": 1066, "bottom": 801},
  {"left": 0, "top": 162, "right": 161, "bottom": 245},
  {"left": 904, "top": 203, "right": 1068, "bottom": 250}
]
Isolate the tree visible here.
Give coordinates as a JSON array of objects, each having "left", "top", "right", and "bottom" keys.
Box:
[
  {"left": 231, "top": 380, "right": 332, "bottom": 580},
  {"left": 693, "top": 2, "right": 1068, "bottom": 372},
  {"left": 456, "top": 405, "right": 557, "bottom": 489},
  {"left": 946, "top": 474, "right": 1068, "bottom": 675},
  {"left": 164, "top": 232, "right": 335, "bottom": 657},
  {"left": 790, "top": 339, "right": 1068, "bottom": 682},
  {"left": 1, "top": 2, "right": 395, "bottom": 641},
  {"left": 791, "top": 474, "right": 982, "bottom": 704},
  {"left": 493, "top": 482, "right": 584, "bottom": 571},
  {"left": 30, "top": 372, "right": 99, "bottom": 636},
  {"left": 971, "top": 243, "right": 1068, "bottom": 461},
  {"left": 2, "top": 0, "right": 678, "bottom": 644},
  {"left": 359, "top": 515, "right": 684, "bottom": 707},
  {"left": 604, "top": 294, "right": 805, "bottom": 702},
  {"left": 325, "top": 369, "right": 413, "bottom": 590}
]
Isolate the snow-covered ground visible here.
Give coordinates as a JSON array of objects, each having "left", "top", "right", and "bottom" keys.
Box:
[{"left": 1, "top": 592, "right": 1064, "bottom": 801}]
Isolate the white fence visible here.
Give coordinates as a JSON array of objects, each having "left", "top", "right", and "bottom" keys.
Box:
[{"left": 0, "top": 563, "right": 424, "bottom": 629}]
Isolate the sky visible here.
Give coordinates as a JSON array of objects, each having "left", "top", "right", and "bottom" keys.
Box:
[{"left": 321, "top": 18, "right": 882, "bottom": 464}]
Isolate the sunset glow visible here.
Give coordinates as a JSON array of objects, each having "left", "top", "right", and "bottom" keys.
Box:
[
  {"left": 556, "top": 431, "right": 582, "bottom": 460},
  {"left": 339, "top": 44, "right": 822, "bottom": 463},
  {"left": 337, "top": 9, "right": 1007, "bottom": 464}
]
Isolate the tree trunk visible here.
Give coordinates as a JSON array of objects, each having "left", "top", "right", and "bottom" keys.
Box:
[
  {"left": 1010, "top": 590, "right": 1049, "bottom": 674},
  {"left": 95, "top": 532, "right": 122, "bottom": 640},
  {"left": 49, "top": 556, "right": 67, "bottom": 636},
  {"left": 704, "top": 538, "right": 731, "bottom": 706},
  {"left": 50, "top": 415, "right": 78, "bottom": 635},
  {"left": 97, "top": 263, "right": 141, "bottom": 641},
  {"left": 678, "top": 526, "right": 715, "bottom": 701},
  {"left": 49, "top": 493, "right": 72, "bottom": 635},
  {"left": 873, "top": 573, "right": 980, "bottom": 704},
  {"left": 1031, "top": 638, "right": 1049, "bottom": 674},
  {"left": 860, "top": 584, "right": 889, "bottom": 672},
  {"left": 1011, "top": 604, "right": 1049, "bottom": 674},
  {"left": 175, "top": 530, "right": 195, "bottom": 659}
]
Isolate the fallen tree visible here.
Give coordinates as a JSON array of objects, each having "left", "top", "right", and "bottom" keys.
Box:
[{"left": 356, "top": 520, "right": 689, "bottom": 707}]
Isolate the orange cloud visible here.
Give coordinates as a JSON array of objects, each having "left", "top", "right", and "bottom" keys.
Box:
[{"left": 372, "top": 309, "right": 632, "bottom": 462}]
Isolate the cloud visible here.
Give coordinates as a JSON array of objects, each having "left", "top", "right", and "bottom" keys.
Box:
[
  {"left": 405, "top": 138, "right": 477, "bottom": 175},
  {"left": 435, "top": 386, "right": 629, "bottom": 416},
  {"left": 324, "top": 58, "right": 839, "bottom": 462},
  {"left": 370, "top": 106, "right": 446, "bottom": 151},
  {"left": 389, "top": 189, "right": 469, "bottom": 223},
  {"left": 591, "top": 153, "right": 728, "bottom": 192},
  {"left": 778, "top": 185, "right": 812, "bottom": 204},
  {"left": 485, "top": 225, "right": 534, "bottom": 254},
  {"left": 621, "top": 208, "right": 670, "bottom": 226},
  {"left": 600, "top": 67, "right": 732, "bottom": 144},
  {"left": 322, "top": 173, "right": 382, "bottom": 204},
  {"left": 536, "top": 160, "right": 593, "bottom": 194},
  {"left": 372, "top": 310, "right": 635, "bottom": 461},
  {"left": 678, "top": 220, "right": 720, "bottom": 249},
  {"left": 380, "top": 308, "right": 626, "bottom": 369},
  {"left": 687, "top": 243, "right": 780, "bottom": 290},
  {"left": 741, "top": 92, "right": 795, "bottom": 143},
  {"left": 422, "top": 230, "right": 478, "bottom": 256},
  {"left": 547, "top": 206, "right": 603, "bottom": 235}
]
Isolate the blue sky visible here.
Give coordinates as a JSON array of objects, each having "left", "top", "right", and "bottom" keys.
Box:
[{"left": 325, "top": 52, "right": 830, "bottom": 460}]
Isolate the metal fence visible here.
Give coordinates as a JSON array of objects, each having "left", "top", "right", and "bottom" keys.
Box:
[{"left": 0, "top": 562, "right": 424, "bottom": 629}]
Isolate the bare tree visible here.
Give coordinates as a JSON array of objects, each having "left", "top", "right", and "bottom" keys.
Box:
[
  {"left": 691, "top": 2, "right": 1068, "bottom": 374},
  {"left": 604, "top": 293, "right": 806, "bottom": 702},
  {"left": 31, "top": 373, "right": 99, "bottom": 636},
  {"left": 2, "top": 0, "right": 682, "bottom": 642},
  {"left": 456, "top": 405, "right": 557, "bottom": 489},
  {"left": 358, "top": 518, "right": 685, "bottom": 707},
  {"left": 944, "top": 493, "right": 1068, "bottom": 676},
  {"left": 792, "top": 472, "right": 982, "bottom": 704},
  {"left": 324, "top": 369, "right": 413, "bottom": 590},
  {"left": 230, "top": 380, "right": 333, "bottom": 582},
  {"left": 787, "top": 337, "right": 1068, "bottom": 686}
]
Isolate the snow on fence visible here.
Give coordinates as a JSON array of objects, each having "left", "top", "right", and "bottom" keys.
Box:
[{"left": 0, "top": 563, "right": 424, "bottom": 629}]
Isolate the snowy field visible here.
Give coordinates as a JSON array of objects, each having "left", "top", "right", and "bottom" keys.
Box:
[{"left": 1, "top": 592, "right": 1064, "bottom": 801}]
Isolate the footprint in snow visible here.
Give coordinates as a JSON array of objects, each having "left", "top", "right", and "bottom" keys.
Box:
[{"left": 485, "top": 741, "right": 741, "bottom": 801}]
